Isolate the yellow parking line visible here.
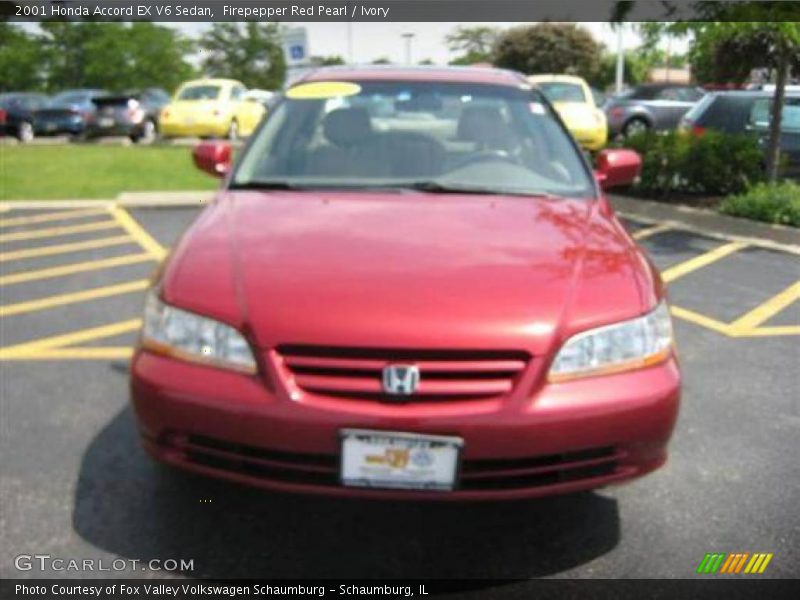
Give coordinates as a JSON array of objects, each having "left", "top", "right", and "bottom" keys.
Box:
[
  {"left": 108, "top": 206, "right": 167, "bottom": 260},
  {"left": 0, "top": 235, "right": 134, "bottom": 263},
  {"left": 670, "top": 305, "right": 733, "bottom": 336},
  {"left": 0, "top": 279, "right": 150, "bottom": 318},
  {"left": 0, "top": 347, "right": 134, "bottom": 360},
  {"left": 0, "top": 319, "right": 142, "bottom": 358},
  {"left": 0, "top": 253, "right": 153, "bottom": 286},
  {"left": 633, "top": 223, "right": 673, "bottom": 240},
  {"left": 661, "top": 242, "right": 747, "bottom": 283},
  {"left": 0, "top": 220, "right": 120, "bottom": 243},
  {"left": 0, "top": 207, "right": 109, "bottom": 229},
  {"left": 736, "top": 325, "right": 800, "bottom": 337},
  {"left": 728, "top": 281, "right": 800, "bottom": 333}
]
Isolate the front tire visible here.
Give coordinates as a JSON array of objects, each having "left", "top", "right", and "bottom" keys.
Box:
[
  {"left": 622, "top": 118, "right": 650, "bottom": 139},
  {"left": 132, "top": 119, "right": 157, "bottom": 144},
  {"left": 17, "top": 121, "right": 34, "bottom": 143},
  {"left": 227, "top": 119, "right": 239, "bottom": 141}
]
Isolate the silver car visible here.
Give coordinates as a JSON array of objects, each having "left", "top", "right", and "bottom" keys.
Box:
[{"left": 605, "top": 84, "right": 706, "bottom": 138}]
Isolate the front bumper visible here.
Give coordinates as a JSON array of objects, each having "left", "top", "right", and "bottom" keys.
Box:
[
  {"left": 86, "top": 121, "right": 138, "bottom": 138},
  {"left": 130, "top": 350, "right": 680, "bottom": 501},
  {"left": 568, "top": 125, "right": 608, "bottom": 151},
  {"left": 34, "top": 117, "right": 85, "bottom": 136},
  {"left": 159, "top": 120, "right": 228, "bottom": 138}
]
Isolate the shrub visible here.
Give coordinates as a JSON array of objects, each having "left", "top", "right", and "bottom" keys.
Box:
[
  {"left": 618, "top": 131, "right": 765, "bottom": 197},
  {"left": 719, "top": 181, "right": 800, "bottom": 227}
]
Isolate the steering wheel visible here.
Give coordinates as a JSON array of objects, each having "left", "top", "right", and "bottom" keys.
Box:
[{"left": 448, "top": 149, "right": 522, "bottom": 171}]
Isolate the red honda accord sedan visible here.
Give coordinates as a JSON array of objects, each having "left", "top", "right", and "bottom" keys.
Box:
[{"left": 130, "top": 67, "right": 680, "bottom": 500}]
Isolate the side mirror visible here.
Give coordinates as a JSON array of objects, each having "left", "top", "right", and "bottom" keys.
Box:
[
  {"left": 192, "top": 141, "right": 231, "bottom": 178},
  {"left": 594, "top": 148, "right": 642, "bottom": 190}
]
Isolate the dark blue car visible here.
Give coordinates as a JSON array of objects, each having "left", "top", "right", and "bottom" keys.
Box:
[
  {"left": 34, "top": 89, "right": 108, "bottom": 139},
  {"left": 0, "top": 93, "right": 50, "bottom": 142}
]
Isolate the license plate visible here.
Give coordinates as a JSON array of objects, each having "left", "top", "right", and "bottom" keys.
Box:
[
  {"left": 340, "top": 429, "right": 462, "bottom": 491},
  {"left": 98, "top": 117, "right": 114, "bottom": 128}
]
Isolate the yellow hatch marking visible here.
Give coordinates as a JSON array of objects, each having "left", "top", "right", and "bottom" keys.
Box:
[
  {"left": 0, "top": 280, "right": 150, "bottom": 318},
  {"left": 0, "top": 235, "right": 134, "bottom": 262},
  {"left": 0, "top": 253, "right": 153, "bottom": 286},
  {"left": 661, "top": 242, "right": 747, "bottom": 283},
  {"left": 0, "top": 207, "right": 109, "bottom": 228},
  {"left": 0, "top": 220, "right": 120, "bottom": 243}
]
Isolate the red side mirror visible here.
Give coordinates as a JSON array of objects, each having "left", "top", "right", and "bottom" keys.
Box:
[
  {"left": 192, "top": 141, "right": 231, "bottom": 178},
  {"left": 595, "top": 149, "right": 642, "bottom": 190}
]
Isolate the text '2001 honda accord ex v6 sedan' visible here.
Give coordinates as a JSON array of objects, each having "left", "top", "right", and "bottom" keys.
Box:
[{"left": 130, "top": 66, "right": 680, "bottom": 500}]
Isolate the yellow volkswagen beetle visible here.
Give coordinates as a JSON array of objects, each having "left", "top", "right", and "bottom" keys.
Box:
[
  {"left": 528, "top": 75, "right": 607, "bottom": 151},
  {"left": 159, "top": 78, "right": 266, "bottom": 140}
]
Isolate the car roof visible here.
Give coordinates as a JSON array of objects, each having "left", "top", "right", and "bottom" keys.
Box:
[
  {"left": 297, "top": 65, "right": 527, "bottom": 87},
  {"left": 634, "top": 83, "right": 697, "bottom": 90},
  {"left": 528, "top": 74, "right": 587, "bottom": 85},
  {"left": 710, "top": 90, "right": 800, "bottom": 97},
  {"left": 180, "top": 78, "right": 242, "bottom": 87}
]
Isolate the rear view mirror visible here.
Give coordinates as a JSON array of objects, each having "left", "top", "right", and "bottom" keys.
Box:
[
  {"left": 594, "top": 149, "right": 642, "bottom": 190},
  {"left": 192, "top": 141, "right": 231, "bottom": 178}
]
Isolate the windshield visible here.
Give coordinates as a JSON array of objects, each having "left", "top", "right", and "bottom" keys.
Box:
[
  {"left": 51, "top": 92, "right": 90, "bottom": 105},
  {"left": 178, "top": 85, "right": 221, "bottom": 101},
  {"left": 537, "top": 82, "right": 587, "bottom": 104},
  {"left": 234, "top": 80, "right": 594, "bottom": 198}
]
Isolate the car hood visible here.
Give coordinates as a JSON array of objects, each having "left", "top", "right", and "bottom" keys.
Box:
[
  {"left": 162, "top": 191, "right": 654, "bottom": 356},
  {"left": 552, "top": 103, "right": 603, "bottom": 128}
]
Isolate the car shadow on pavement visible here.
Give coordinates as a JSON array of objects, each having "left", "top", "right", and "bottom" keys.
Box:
[{"left": 72, "top": 407, "right": 620, "bottom": 579}]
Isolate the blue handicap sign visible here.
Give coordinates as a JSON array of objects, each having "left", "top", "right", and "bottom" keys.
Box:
[{"left": 290, "top": 45, "right": 305, "bottom": 60}]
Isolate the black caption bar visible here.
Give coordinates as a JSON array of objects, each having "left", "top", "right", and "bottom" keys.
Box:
[
  {"left": 3, "top": 0, "right": 799, "bottom": 23},
  {"left": 3, "top": 579, "right": 800, "bottom": 600}
]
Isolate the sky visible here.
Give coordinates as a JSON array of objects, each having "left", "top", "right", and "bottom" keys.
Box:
[{"left": 170, "top": 22, "right": 686, "bottom": 65}]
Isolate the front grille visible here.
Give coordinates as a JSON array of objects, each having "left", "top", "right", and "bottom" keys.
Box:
[
  {"left": 36, "top": 109, "right": 76, "bottom": 119},
  {"left": 277, "top": 345, "right": 530, "bottom": 402},
  {"left": 182, "top": 434, "right": 339, "bottom": 487},
  {"left": 459, "top": 446, "right": 621, "bottom": 490},
  {"left": 171, "top": 435, "right": 620, "bottom": 493}
]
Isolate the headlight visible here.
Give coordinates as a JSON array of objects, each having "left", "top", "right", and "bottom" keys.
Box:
[
  {"left": 141, "top": 291, "right": 257, "bottom": 374},
  {"left": 548, "top": 301, "right": 674, "bottom": 382}
]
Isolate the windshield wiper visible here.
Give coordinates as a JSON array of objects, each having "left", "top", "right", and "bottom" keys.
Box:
[
  {"left": 228, "top": 180, "right": 302, "bottom": 191},
  {"left": 398, "top": 180, "right": 562, "bottom": 198}
]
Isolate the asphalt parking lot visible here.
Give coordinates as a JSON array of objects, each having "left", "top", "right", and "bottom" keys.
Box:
[{"left": 0, "top": 203, "right": 798, "bottom": 584}]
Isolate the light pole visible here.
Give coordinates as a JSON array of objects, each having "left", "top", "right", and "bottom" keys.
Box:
[
  {"left": 402, "top": 32, "right": 415, "bottom": 65},
  {"left": 347, "top": 22, "right": 353, "bottom": 65},
  {"left": 615, "top": 24, "right": 625, "bottom": 95}
]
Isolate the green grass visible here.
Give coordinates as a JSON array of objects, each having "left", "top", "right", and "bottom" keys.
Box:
[{"left": 0, "top": 145, "right": 218, "bottom": 200}]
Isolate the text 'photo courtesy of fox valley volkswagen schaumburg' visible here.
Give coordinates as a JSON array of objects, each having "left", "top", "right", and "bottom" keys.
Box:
[{"left": 1, "top": 1, "right": 799, "bottom": 599}]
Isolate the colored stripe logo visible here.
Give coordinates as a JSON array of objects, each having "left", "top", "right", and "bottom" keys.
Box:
[{"left": 697, "top": 553, "right": 773, "bottom": 574}]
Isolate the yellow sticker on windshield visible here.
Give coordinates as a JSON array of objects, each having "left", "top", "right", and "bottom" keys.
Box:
[{"left": 286, "top": 81, "right": 362, "bottom": 100}]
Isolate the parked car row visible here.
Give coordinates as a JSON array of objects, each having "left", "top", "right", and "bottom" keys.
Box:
[
  {"left": 527, "top": 76, "right": 799, "bottom": 177},
  {"left": 680, "top": 90, "right": 800, "bottom": 177},
  {"left": 0, "top": 78, "right": 271, "bottom": 144}
]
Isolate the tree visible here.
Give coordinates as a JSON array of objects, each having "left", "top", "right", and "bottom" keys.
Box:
[
  {"left": 371, "top": 57, "right": 392, "bottom": 65},
  {"left": 0, "top": 24, "right": 47, "bottom": 91},
  {"left": 200, "top": 23, "right": 286, "bottom": 90},
  {"left": 493, "top": 23, "right": 603, "bottom": 81},
  {"left": 310, "top": 55, "right": 346, "bottom": 67},
  {"left": 625, "top": 3, "right": 800, "bottom": 182},
  {"left": 592, "top": 50, "right": 650, "bottom": 89},
  {"left": 445, "top": 26, "right": 499, "bottom": 65},
  {"left": 121, "top": 23, "right": 196, "bottom": 93},
  {"left": 37, "top": 22, "right": 195, "bottom": 93}
]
